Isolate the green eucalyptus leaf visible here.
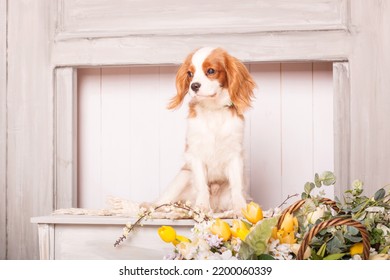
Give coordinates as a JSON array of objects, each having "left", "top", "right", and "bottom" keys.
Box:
[
  {"left": 351, "top": 203, "right": 365, "bottom": 213},
  {"left": 321, "top": 171, "right": 336, "bottom": 186},
  {"left": 327, "top": 235, "right": 346, "bottom": 254},
  {"left": 314, "top": 173, "right": 322, "bottom": 187},
  {"left": 374, "top": 188, "right": 385, "bottom": 201},
  {"left": 344, "top": 233, "right": 362, "bottom": 243},
  {"left": 347, "top": 226, "right": 359, "bottom": 235},
  {"left": 304, "top": 182, "right": 315, "bottom": 194}
]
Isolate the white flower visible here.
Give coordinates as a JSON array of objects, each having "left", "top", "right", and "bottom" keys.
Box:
[
  {"left": 176, "top": 241, "right": 198, "bottom": 260},
  {"left": 306, "top": 206, "right": 325, "bottom": 224},
  {"left": 220, "top": 250, "right": 238, "bottom": 260},
  {"left": 352, "top": 180, "right": 363, "bottom": 190},
  {"left": 365, "top": 206, "right": 385, "bottom": 213},
  {"left": 163, "top": 252, "right": 179, "bottom": 260},
  {"left": 207, "top": 250, "right": 237, "bottom": 260},
  {"left": 205, "top": 234, "right": 223, "bottom": 248},
  {"left": 351, "top": 180, "right": 363, "bottom": 196},
  {"left": 377, "top": 223, "right": 390, "bottom": 237},
  {"left": 268, "top": 239, "right": 293, "bottom": 260},
  {"left": 230, "top": 237, "right": 242, "bottom": 252}
]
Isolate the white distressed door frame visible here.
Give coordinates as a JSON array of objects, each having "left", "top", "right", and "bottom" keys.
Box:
[{"left": 7, "top": 0, "right": 390, "bottom": 259}]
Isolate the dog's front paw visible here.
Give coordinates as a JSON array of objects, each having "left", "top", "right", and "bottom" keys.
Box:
[
  {"left": 232, "top": 198, "right": 247, "bottom": 218},
  {"left": 195, "top": 198, "right": 212, "bottom": 214}
]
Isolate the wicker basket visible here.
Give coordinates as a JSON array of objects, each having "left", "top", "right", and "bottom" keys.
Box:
[{"left": 277, "top": 198, "right": 370, "bottom": 260}]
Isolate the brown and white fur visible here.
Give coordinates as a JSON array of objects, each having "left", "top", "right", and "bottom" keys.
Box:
[{"left": 155, "top": 47, "right": 255, "bottom": 214}]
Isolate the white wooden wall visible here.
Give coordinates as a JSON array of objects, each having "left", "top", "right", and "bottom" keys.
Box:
[{"left": 77, "top": 63, "right": 333, "bottom": 210}]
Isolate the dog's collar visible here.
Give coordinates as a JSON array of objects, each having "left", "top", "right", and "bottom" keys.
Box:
[{"left": 224, "top": 101, "right": 234, "bottom": 108}]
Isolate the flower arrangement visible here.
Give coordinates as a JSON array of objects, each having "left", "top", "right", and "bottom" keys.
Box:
[{"left": 115, "top": 171, "right": 390, "bottom": 260}]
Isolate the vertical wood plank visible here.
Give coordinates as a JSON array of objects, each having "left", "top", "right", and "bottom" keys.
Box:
[
  {"left": 7, "top": 0, "right": 53, "bottom": 259},
  {"left": 313, "top": 62, "right": 334, "bottom": 198},
  {"left": 128, "top": 67, "right": 160, "bottom": 202},
  {"left": 158, "top": 66, "right": 187, "bottom": 195},
  {"left": 77, "top": 68, "right": 102, "bottom": 208},
  {"left": 0, "top": 0, "right": 7, "bottom": 260},
  {"left": 281, "top": 63, "right": 313, "bottom": 200},
  {"left": 55, "top": 67, "right": 78, "bottom": 209},
  {"left": 333, "top": 62, "right": 350, "bottom": 198},
  {"left": 248, "top": 63, "right": 282, "bottom": 209},
  {"left": 350, "top": 1, "right": 390, "bottom": 195},
  {"left": 101, "top": 67, "right": 132, "bottom": 200},
  {"left": 37, "top": 224, "right": 55, "bottom": 260}
]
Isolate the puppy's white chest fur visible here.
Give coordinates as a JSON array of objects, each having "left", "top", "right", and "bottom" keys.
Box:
[{"left": 185, "top": 106, "right": 244, "bottom": 183}]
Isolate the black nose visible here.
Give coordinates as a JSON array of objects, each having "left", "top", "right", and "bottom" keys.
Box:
[{"left": 191, "top": 82, "right": 201, "bottom": 92}]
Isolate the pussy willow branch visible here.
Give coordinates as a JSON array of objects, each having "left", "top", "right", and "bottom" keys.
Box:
[{"left": 114, "top": 202, "right": 211, "bottom": 247}]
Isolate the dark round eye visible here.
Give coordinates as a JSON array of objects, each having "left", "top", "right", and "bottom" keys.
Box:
[
  {"left": 207, "top": 68, "right": 215, "bottom": 75},
  {"left": 187, "top": 71, "right": 193, "bottom": 78}
]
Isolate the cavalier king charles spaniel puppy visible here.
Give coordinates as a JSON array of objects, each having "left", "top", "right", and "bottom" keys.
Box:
[{"left": 155, "top": 47, "right": 255, "bottom": 214}]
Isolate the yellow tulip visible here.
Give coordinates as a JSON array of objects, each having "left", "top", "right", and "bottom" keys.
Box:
[
  {"left": 241, "top": 202, "right": 264, "bottom": 224},
  {"left": 210, "top": 218, "right": 232, "bottom": 241},
  {"left": 158, "top": 226, "right": 176, "bottom": 243},
  {"left": 350, "top": 242, "right": 364, "bottom": 256},
  {"left": 271, "top": 226, "right": 278, "bottom": 240},
  {"left": 271, "top": 213, "right": 298, "bottom": 245},
  {"left": 280, "top": 213, "right": 298, "bottom": 233},
  {"left": 172, "top": 235, "right": 190, "bottom": 246},
  {"left": 231, "top": 220, "right": 250, "bottom": 241},
  {"left": 280, "top": 230, "right": 297, "bottom": 244}
]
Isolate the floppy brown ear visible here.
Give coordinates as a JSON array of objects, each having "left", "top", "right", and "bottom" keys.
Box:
[
  {"left": 167, "top": 53, "right": 193, "bottom": 110},
  {"left": 224, "top": 52, "right": 256, "bottom": 115}
]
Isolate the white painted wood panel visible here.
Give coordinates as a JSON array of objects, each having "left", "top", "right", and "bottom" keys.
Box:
[
  {"left": 101, "top": 68, "right": 132, "bottom": 202},
  {"left": 248, "top": 63, "right": 283, "bottom": 208},
  {"left": 0, "top": 0, "right": 7, "bottom": 261},
  {"left": 77, "top": 63, "right": 333, "bottom": 210},
  {"left": 6, "top": 0, "right": 54, "bottom": 259},
  {"left": 128, "top": 67, "right": 161, "bottom": 202},
  {"left": 78, "top": 68, "right": 102, "bottom": 208},
  {"left": 333, "top": 62, "right": 350, "bottom": 198},
  {"left": 158, "top": 66, "right": 187, "bottom": 194},
  {"left": 53, "top": 30, "right": 351, "bottom": 67},
  {"left": 55, "top": 68, "right": 78, "bottom": 209},
  {"left": 57, "top": 0, "right": 348, "bottom": 41},
  {"left": 313, "top": 62, "right": 334, "bottom": 198},
  {"left": 349, "top": 2, "right": 390, "bottom": 193},
  {"left": 31, "top": 216, "right": 196, "bottom": 260},
  {"left": 281, "top": 63, "right": 314, "bottom": 201}
]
